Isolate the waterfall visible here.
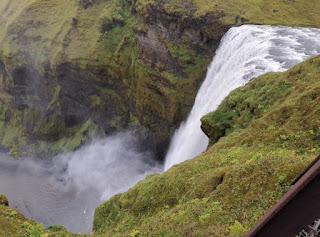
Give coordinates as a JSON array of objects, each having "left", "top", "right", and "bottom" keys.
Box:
[{"left": 164, "top": 25, "right": 320, "bottom": 170}]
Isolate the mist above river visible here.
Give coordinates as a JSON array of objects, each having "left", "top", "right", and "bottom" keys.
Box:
[
  {"left": 0, "top": 132, "right": 161, "bottom": 233},
  {"left": 2, "top": 24, "right": 320, "bottom": 234}
]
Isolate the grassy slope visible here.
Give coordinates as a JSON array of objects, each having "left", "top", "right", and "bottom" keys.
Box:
[
  {"left": 0, "top": 203, "right": 38, "bottom": 237},
  {"left": 136, "top": 0, "right": 320, "bottom": 27},
  {"left": 0, "top": 0, "right": 76, "bottom": 61},
  {"left": 197, "top": 0, "right": 320, "bottom": 27},
  {"left": 201, "top": 59, "right": 320, "bottom": 150},
  {"left": 0, "top": 0, "right": 100, "bottom": 155},
  {"left": 0, "top": 0, "right": 319, "bottom": 236},
  {"left": 93, "top": 55, "right": 320, "bottom": 236}
]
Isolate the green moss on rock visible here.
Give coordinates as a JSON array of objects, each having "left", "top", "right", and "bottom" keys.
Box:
[
  {"left": 0, "top": 193, "right": 8, "bottom": 206},
  {"left": 93, "top": 55, "right": 320, "bottom": 236},
  {"left": 1, "top": 0, "right": 320, "bottom": 157},
  {"left": 201, "top": 56, "right": 320, "bottom": 153}
]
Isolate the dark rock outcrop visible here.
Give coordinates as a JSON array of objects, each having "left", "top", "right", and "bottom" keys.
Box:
[{"left": 0, "top": 194, "right": 8, "bottom": 206}]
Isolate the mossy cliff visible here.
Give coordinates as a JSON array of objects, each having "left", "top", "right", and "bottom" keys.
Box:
[
  {"left": 93, "top": 55, "right": 320, "bottom": 236},
  {"left": 1, "top": 0, "right": 320, "bottom": 156},
  {"left": 0, "top": 0, "right": 218, "bottom": 157}
]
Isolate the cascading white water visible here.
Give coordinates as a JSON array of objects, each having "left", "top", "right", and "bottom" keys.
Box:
[
  {"left": 164, "top": 25, "right": 320, "bottom": 170},
  {"left": 1, "top": 24, "right": 320, "bottom": 234}
]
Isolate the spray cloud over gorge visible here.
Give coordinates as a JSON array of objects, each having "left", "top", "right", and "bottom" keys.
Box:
[
  {"left": 1, "top": 25, "right": 320, "bottom": 233},
  {"left": 0, "top": 133, "right": 161, "bottom": 233},
  {"left": 164, "top": 25, "right": 320, "bottom": 170}
]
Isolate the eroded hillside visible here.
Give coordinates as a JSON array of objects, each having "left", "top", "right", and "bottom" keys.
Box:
[
  {"left": 93, "top": 55, "right": 320, "bottom": 236},
  {"left": 1, "top": 55, "right": 319, "bottom": 236},
  {"left": 0, "top": 0, "right": 320, "bottom": 157}
]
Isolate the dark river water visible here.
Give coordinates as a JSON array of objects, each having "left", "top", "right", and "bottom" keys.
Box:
[{"left": 0, "top": 155, "right": 100, "bottom": 233}]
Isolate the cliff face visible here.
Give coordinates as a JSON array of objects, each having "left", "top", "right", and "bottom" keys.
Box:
[
  {"left": 0, "top": 0, "right": 226, "bottom": 157},
  {"left": 1, "top": 0, "right": 320, "bottom": 236},
  {"left": 93, "top": 55, "right": 320, "bottom": 236},
  {"left": 2, "top": 0, "right": 319, "bottom": 157}
]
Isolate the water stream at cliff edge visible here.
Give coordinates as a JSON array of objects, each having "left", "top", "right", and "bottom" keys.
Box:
[
  {"left": 1, "top": 25, "right": 320, "bottom": 234},
  {"left": 165, "top": 25, "right": 320, "bottom": 170}
]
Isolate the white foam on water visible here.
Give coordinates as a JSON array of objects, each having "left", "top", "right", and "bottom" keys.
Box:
[{"left": 164, "top": 25, "right": 320, "bottom": 170}]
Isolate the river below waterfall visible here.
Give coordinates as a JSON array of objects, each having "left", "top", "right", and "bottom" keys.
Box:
[
  {"left": 0, "top": 133, "right": 161, "bottom": 233},
  {"left": 0, "top": 155, "right": 99, "bottom": 233},
  {"left": 1, "top": 25, "right": 320, "bottom": 233}
]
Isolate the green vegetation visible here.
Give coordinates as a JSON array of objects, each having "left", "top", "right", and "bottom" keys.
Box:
[
  {"left": 93, "top": 55, "right": 320, "bottom": 236},
  {"left": 206, "top": 0, "right": 320, "bottom": 27},
  {"left": 0, "top": 101, "right": 103, "bottom": 156},
  {"left": 229, "top": 221, "right": 247, "bottom": 237},
  {"left": 0, "top": 0, "right": 320, "bottom": 236},
  {"left": 0, "top": 193, "right": 9, "bottom": 206},
  {"left": 1, "top": 0, "right": 319, "bottom": 156},
  {"left": 0, "top": 0, "right": 214, "bottom": 156},
  {"left": 0, "top": 202, "right": 36, "bottom": 237},
  {"left": 134, "top": 0, "right": 320, "bottom": 28},
  {"left": 201, "top": 55, "right": 320, "bottom": 153}
]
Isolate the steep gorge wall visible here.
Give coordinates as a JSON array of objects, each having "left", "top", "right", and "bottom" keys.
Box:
[
  {"left": 0, "top": 0, "right": 226, "bottom": 157},
  {"left": 0, "top": 0, "right": 319, "bottom": 157},
  {"left": 92, "top": 54, "right": 320, "bottom": 237}
]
